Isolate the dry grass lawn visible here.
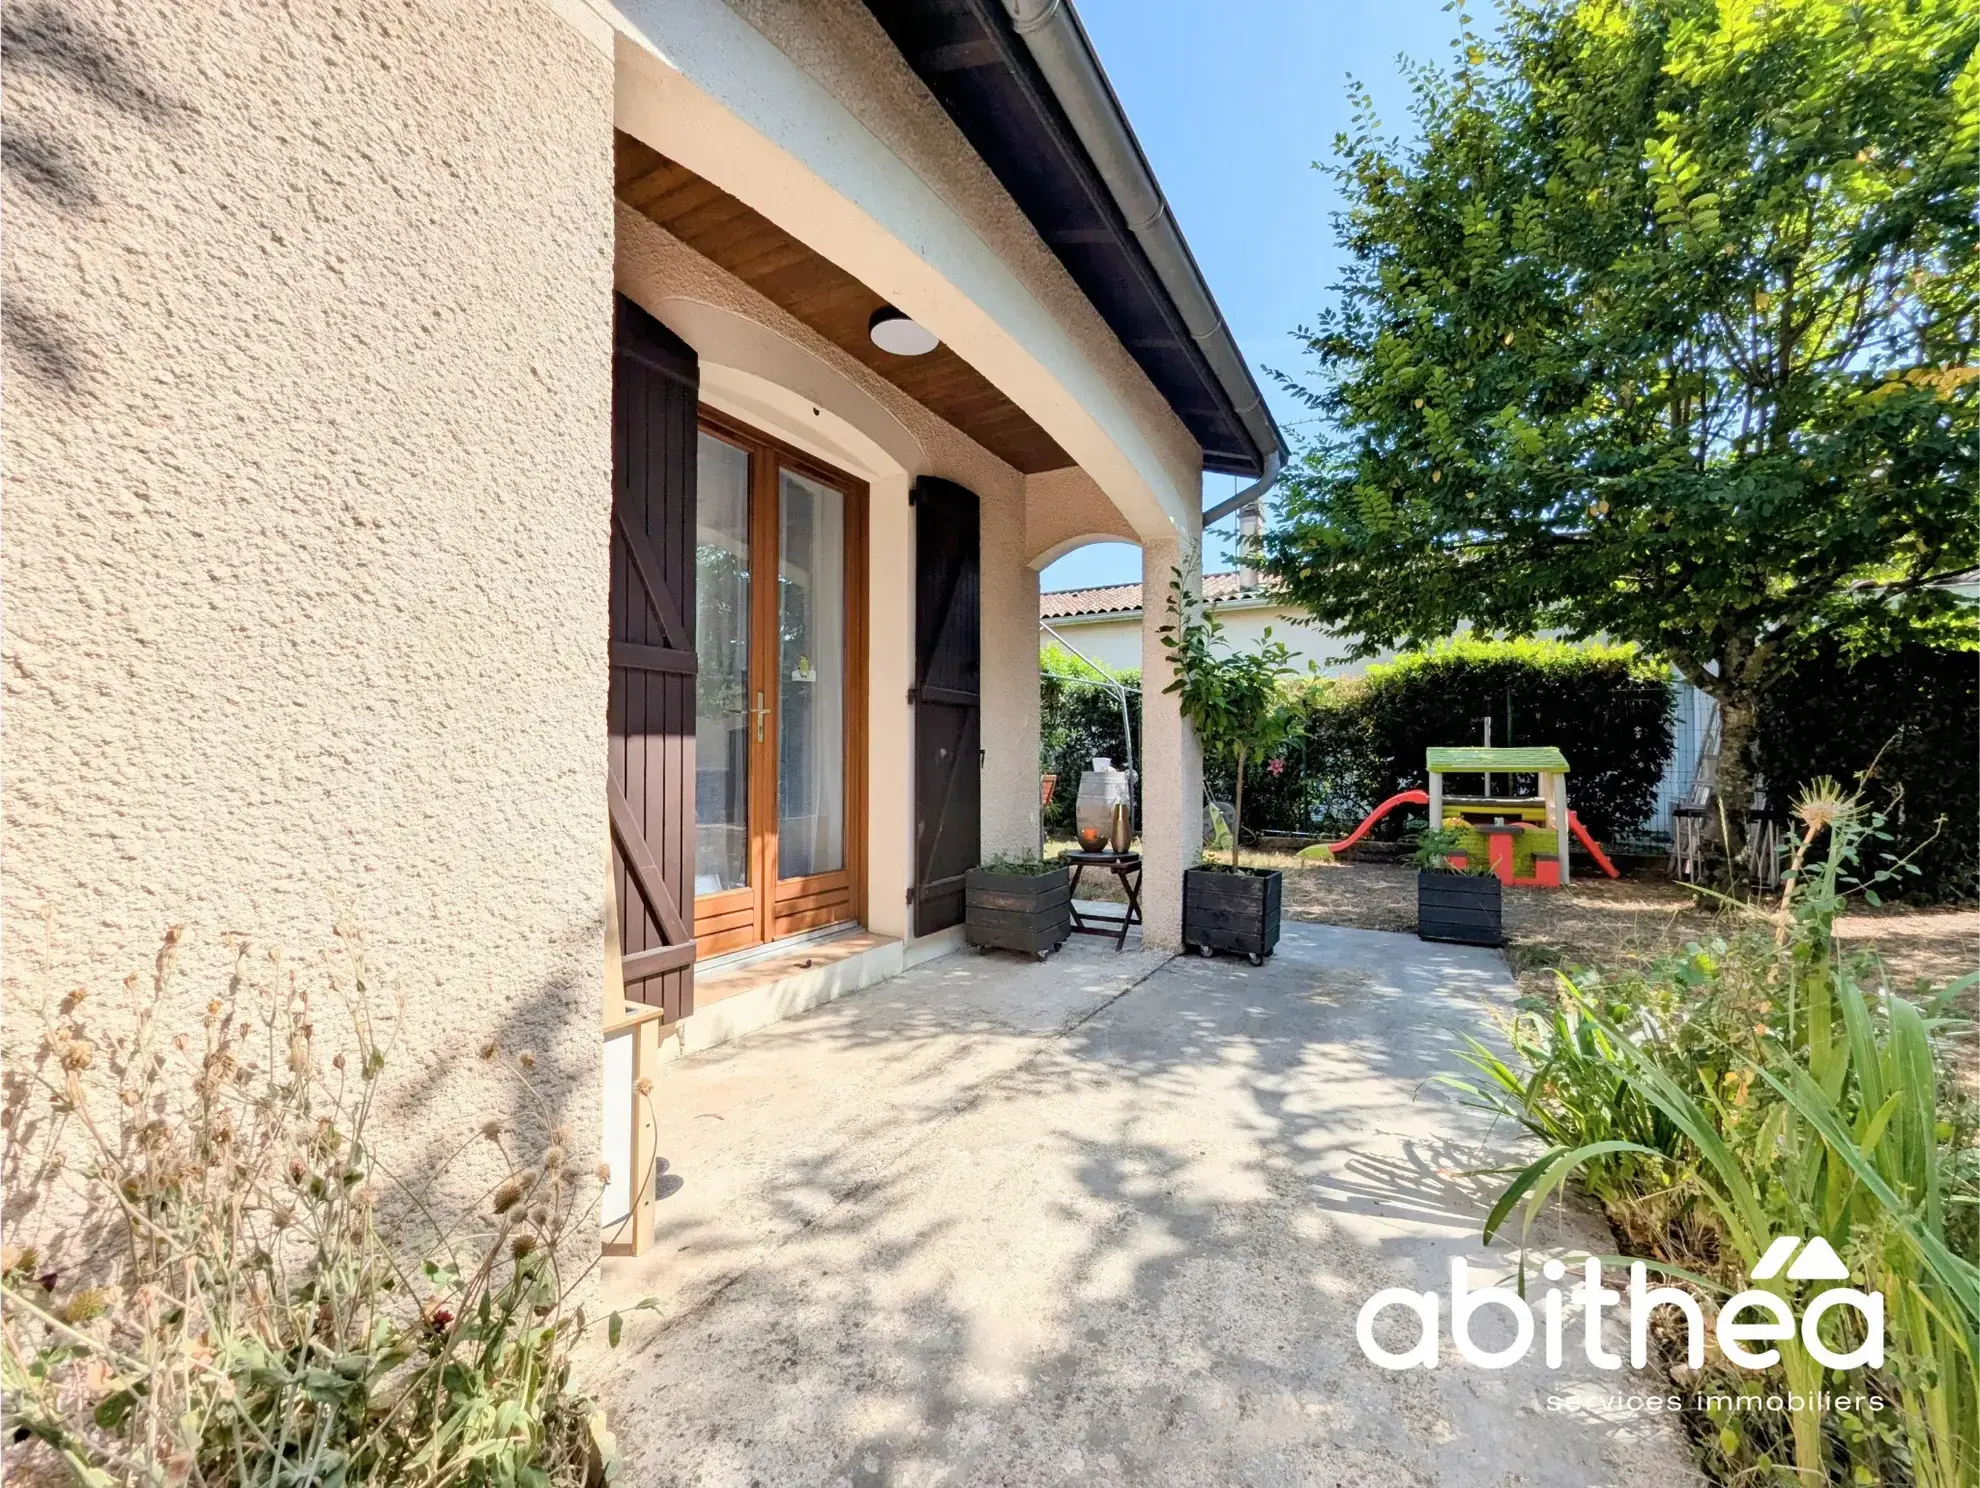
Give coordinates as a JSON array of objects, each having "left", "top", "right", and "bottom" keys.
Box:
[{"left": 1049, "top": 838, "right": 1977, "bottom": 1070}]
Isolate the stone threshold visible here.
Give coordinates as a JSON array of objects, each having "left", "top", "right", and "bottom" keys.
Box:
[{"left": 649, "top": 923, "right": 965, "bottom": 1066}]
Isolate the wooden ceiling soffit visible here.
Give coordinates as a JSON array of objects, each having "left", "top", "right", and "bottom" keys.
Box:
[{"left": 614, "top": 132, "right": 1072, "bottom": 475}]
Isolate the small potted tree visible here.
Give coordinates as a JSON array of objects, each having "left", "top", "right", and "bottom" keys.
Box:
[
  {"left": 1413, "top": 823, "right": 1504, "bottom": 946},
  {"left": 965, "top": 854, "right": 1071, "bottom": 959},
  {"left": 1161, "top": 571, "right": 1302, "bottom": 964}
]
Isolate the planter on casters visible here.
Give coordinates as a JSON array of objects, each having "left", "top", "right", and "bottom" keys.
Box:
[
  {"left": 1182, "top": 865, "right": 1283, "bottom": 965},
  {"left": 965, "top": 864, "right": 1071, "bottom": 960},
  {"left": 1416, "top": 869, "right": 1503, "bottom": 947}
]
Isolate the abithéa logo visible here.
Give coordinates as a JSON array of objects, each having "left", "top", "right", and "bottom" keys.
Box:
[{"left": 1356, "top": 1237, "right": 1882, "bottom": 1372}]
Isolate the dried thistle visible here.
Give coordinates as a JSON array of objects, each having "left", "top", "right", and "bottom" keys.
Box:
[
  {"left": 57, "top": 1285, "right": 118, "bottom": 1325},
  {"left": 1, "top": 922, "right": 614, "bottom": 1486},
  {"left": 1791, "top": 777, "right": 1850, "bottom": 837}
]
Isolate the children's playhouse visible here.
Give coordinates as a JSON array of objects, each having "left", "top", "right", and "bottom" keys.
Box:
[{"left": 1324, "top": 745, "right": 1618, "bottom": 886}]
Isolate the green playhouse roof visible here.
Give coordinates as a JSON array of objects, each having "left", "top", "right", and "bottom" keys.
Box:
[{"left": 1425, "top": 746, "right": 1569, "bottom": 773}]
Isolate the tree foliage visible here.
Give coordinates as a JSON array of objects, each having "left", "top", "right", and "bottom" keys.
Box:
[
  {"left": 1159, "top": 573, "right": 1304, "bottom": 867},
  {"left": 1264, "top": 0, "right": 1979, "bottom": 853},
  {"left": 1757, "top": 623, "right": 1978, "bottom": 903}
]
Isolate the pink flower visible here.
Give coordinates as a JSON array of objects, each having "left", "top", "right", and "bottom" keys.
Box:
[{"left": 1266, "top": 757, "right": 1286, "bottom": 777}]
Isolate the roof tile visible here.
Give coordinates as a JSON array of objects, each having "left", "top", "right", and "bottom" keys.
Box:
[{"left": 1039, "top": 570, "right": 1272, "bottom": 620}]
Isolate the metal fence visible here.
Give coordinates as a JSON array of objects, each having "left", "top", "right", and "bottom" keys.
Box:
[{"left": 1616, "top": 677, "right": 1715, "bottom": 853}]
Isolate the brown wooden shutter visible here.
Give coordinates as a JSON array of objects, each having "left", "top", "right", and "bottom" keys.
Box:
[
  {"left": 911, "top": 477, "right": 981, "bottom": 935},
  {"left": 610, "top": 295, "right": 698, "bottom": 1019}
]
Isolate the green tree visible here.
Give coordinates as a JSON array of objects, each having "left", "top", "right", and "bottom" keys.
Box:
[
  {"left": 1264, "top": 0, "right": 1978, "bottom": 859},
  {"left": 1159, "top": 571, "right": 1303, "bottom": 867}
]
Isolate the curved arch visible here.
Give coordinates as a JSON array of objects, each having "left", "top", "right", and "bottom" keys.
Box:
[
  {"left": 634, "top": 296, "right": 923, "bottom": 480},
  {"left": 1029, "top": 531, "right": 1139, "bottom": 572}
]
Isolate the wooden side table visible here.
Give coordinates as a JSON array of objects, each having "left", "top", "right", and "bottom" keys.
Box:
[{"left": 1064, "top": 851, "right": 1142, "bottom": 950}]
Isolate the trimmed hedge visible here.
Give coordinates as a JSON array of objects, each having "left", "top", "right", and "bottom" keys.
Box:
[
  {"left": 1039, "top": 644, "right": 1142, "bottom": 839},
  {"left": 1204, "top": 639, "right": 1676, "bottom": 845},
  {"left": 1035, "top": 638, "right": 1674, "bottom": 847},
  {"left": 1757, "top": 633, "right": 1978, "bottom": 905}
]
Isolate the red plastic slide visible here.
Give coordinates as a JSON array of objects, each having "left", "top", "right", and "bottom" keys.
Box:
[
  {"left": 1326, "top": 789, "right": 1429, "bottom": 854},
  {"left": 1567, "top": 812, "right": 1621, "bottom": 879},
  {"left": 1324, "top": 790, "right": 1621, "bottom": 882}
]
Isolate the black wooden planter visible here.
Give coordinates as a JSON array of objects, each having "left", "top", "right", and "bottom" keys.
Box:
[
  {"left": 1417, "top": 870, "right": 1504, "bottom": 947},
  {"left": 1183, "top": 865, "right": 1283, "bottom": 964},
  {"left": 965, "top": 865, "right": 1071, "bottom": 959}
]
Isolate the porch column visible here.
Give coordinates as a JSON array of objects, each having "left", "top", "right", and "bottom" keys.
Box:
[
  {"left": 979, "top": 482, "right": 1042, "bottom": 859},
  {"left": 1138, "top": 535, "right": 1202, "bottom": 950}
]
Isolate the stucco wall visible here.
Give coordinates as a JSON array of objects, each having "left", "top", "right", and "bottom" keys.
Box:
[
  {"left": 1025, "top": 467, "right": 1139, "bottom": 571},
  {"left": 1043, "top": 603, "right": 1389, "bottom": 678},
  {"left": 614, "top": 206, "right": 1043, "bottom": 894},
  {"left": 3, "top": 0, "right": 614, "bottom": 1232}
]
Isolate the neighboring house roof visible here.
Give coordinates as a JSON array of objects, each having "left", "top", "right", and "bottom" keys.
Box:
[
  {"left": 1040, "top": 569, "right": 1275, "bottom": 622},
  {"left": 861, "top": 0, "right": 1283, "bottom": 478}
]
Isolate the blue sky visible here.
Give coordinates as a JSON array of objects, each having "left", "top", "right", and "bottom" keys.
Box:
[{"left": 1039, "top": 0, "right": 1474, "bottom": 593}]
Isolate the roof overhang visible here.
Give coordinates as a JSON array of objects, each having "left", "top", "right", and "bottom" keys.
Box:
[{"left": 863, "top": 0, "right": 1285, "bottom": 479}]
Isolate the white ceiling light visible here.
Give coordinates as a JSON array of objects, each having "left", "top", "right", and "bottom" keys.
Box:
[{"left": 868, "top": 305, "right": 938, "bottom": 356}]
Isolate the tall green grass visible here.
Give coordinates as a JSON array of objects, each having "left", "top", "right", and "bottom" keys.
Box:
[{"left": 1443, "top": 784, "right": 1979, "bottom": 1486}]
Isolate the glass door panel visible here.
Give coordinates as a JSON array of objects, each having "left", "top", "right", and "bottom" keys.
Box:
[
  {"left": 693, "top": 432, "right": 751, "bottom": 894},
  {"left": 776, "top": 469, "right": 846, "bottom": 880}
]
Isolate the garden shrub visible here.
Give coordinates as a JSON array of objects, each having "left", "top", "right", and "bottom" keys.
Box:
[
  {"left": 1444, "top": 786, "right": 1979, "bottom": 1487},
  {"left": 1345, "top": 639, "right": 1675, "bottom": 844},
  {"left": 1040, "top": 638, "right": 1676, "bottom": 847},
  {"left": 1757, "top": 632, "right": 1978, "bottom": 904},
  {"left": 0, "top": 923, "right": 647, "bottom": 1487},
  {"left": 1039, "top": 644, "right": 1141, "bottom": 839},
  {"left": 1194, "top": 639, "right": 1674, "bottom": 844}
]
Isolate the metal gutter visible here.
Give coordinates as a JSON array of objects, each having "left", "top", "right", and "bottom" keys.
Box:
[
  {"left": 1001, "top": 0, "right": 1287, "bottom": 521},
  {"left": 1200, "top": 456, "right": 1283, "bottom": 529}
]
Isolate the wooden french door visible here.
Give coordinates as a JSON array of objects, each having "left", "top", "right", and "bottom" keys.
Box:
[{"left": 691, "top": 410, "right": 867, "bottom": 958}]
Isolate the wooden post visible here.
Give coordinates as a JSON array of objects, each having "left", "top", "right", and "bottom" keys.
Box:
[
  {"left": 1427, "top": 770, "right": 1443, "bottom": 833},
  {"left": 602, "top": 840, "right": 666, "bottom": 1257},
  {"left": 1554, "top": 773, "right": 1572, "bottom": 886}
]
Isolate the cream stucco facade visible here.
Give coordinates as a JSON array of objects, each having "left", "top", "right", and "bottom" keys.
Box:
[
  {"left": 1045, "top": 592, "right": 1397, "bottom": 679},
  {"left": 4, "top": 0, "right": 616, "bottom": 1226},
  {"left": 4, "top": 0, "right": 1251, "bottom": 1275}
]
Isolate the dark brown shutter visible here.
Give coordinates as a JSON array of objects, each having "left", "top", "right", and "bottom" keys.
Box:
[
  {"left": 911, "top": 477, "right": 981, "bottom": 935},
  {"left": 610, "top": 294, "right": 698, "bottom": 1019}
]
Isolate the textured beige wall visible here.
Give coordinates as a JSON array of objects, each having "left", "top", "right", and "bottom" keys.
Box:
[
  {"left": 1137, "top": 539, "right": 1205, "bottom": 949},
  {"left": 1025, "top": 467, "right": 1140, "bottom": 571},
  {"left": 3, "top": 0, "right": 615, "bottom": 1226},
  {"left": 614, "top": 207, "right": 1043, "bottom": 893}
]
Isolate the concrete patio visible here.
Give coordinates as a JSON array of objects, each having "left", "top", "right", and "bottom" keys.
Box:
[{"left": 601, "top": 920, "right": 1697, "bottom": 1487}]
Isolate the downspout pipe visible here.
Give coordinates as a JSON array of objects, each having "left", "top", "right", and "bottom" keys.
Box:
[
  {"left": 1001, "top": 0, "right": 1287, "bottom": 512},
  {"left": 1199, "top": 449, "right": 1283, "bottom": 529}
]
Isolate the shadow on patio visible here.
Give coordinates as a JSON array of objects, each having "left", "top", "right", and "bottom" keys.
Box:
[{"left": 599, "top": 922, "right": 1699, "bottom": 1488}]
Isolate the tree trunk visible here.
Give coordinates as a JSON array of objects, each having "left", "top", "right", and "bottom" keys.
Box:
[
  {"left": 1232, "top": 747, "right": 1246, "bottom": 870},
  {"left": 1712, "top": 688, "right": 1762, "bottom": 891}
]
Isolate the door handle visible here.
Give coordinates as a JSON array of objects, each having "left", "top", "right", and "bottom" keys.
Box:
[{"left": 753, "top": 689, "right": 770, "bottom": 742}]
